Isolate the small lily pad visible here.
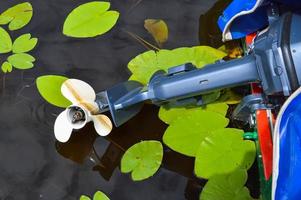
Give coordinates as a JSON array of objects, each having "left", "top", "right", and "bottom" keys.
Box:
[
  {"left": 80, "top": 195, "right": 91, "bottom": 200},
  {"left": 163, "top": 111, "right": 229, "bottom": 157},
  {"left": 79, "top": 191, "right": 110, "bottom": 200},
  {"left": 194, "top": 128, "right": 256, "bottom": 179},
  {"left": 121, "top": 140, "right": 163, "bottom": 181},
  {"left": 0, "top": 27, "right": 12, "bottom": 53},
  {"left": 36, "top": 75, "right": 72, "bottom": 108},
  {"left": 200, "top": 169, "right": 253, "bottom": 200},
  {"left": 0, "top": 2, "right": 33, "bottom": 31},
  {"left": 63, "top": 1, "right": 119, "bottom": 38},
  {"left": 144, "top": 19, "right": 168, "bottom": 47},
  {"left": 7, "top": 53, "right": 35, "bottom": 69},
  {"left": 1, "top": 61, "right": 13, "bottom": 73},
  {"left": 12, "top": 33, "right": 38, "bottom": 53}
]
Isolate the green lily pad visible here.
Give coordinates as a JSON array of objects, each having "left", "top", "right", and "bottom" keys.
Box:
[
  {"left": 93, "top": 191, "right": 110, "bottom": 200},
  {"left": 121, "top": 140, "right": 163, "bottom": 181},
  {"left": 1, "top": 61, "right": 13, "bottom": 73},
  {"left": 80, "top": 195, "right": 91, "bottom": 200},
  {"left": 159, "top": 103, "right": 228, "bottom": 125},
  {"left": 0, "top": 2, "right": 33, "bottom": 31},
  {"left": 0, "top": 27, "right": 12, "bottom": 53},
  {"left": 128, "top": 46, "right": 226, "bottom": 85},
  {"left": 12, "top": 33, "right": 38, "bottom": 53},
  {"left": 63, "top": 1, "right": 119, "bottom": 38},
  {"left": 7, "top": 53, "right": 35, "bottom": 69},
  {"left": 36, "top": 75, "right": 72, "bottom": 108},
  {"left": 200, "top": 169, "right": 253, "bottom": 200},
  {"left": 194, "top": 128, "right": 256, "bottom": 179},
  {"left": 163, "top": 111, "right": 229, "bottom": 157}
]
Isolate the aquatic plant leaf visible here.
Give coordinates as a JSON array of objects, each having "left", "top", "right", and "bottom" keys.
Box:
[
  {"left": 218, "top": 89, "right": 242, "bottom": 104},
  {"left": 144, "top": 19, "right": 168, "bottom": 47},
  {"left": 163, "top": 111, "right": 229, "bottom": 157},
  {"left": 1, "top": 61, "right": 13, "bottom": 73},
  {"left": 12, "top": 33, "right": 38, "bottom": 53},
  {"left": 63, "top": 2, "right": 119, "bottom": 38},
  {"left": 121, "top": 140, "right": 163, "bottom": 181},
  {"left": 0, "top": 27, "right": 12, "bottom": 53},
  {"left": 200, "top": 169, "right": 253, "bottom": 200},
  {"left": 128, "top": 46, "right": 226, "bottom": 85},
  {"left": 0, "top": 2, "right": 33, "bottom": 31},
  {"left": 36, "top": 75, "right": 72, "bottom": 108},
  {"left": 7, "top": 53, "right": 35, "bottom": 69},
  {"left": 194, "top": 128, "right": 256, "bottom": 179},
  {"left": 80, "top": 195, "right": 91, "bottom": 200},
  {"left": 93, "top": 191, "right": 110, "bottom": 200},
  {"left": 159, "top": 103, "right": 228, "bottom": 125}
]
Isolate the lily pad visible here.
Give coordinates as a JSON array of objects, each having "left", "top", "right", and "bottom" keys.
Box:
[
  {"left": 7, "top": 53, "right": 35, "bottom": 69},
  {"left": 128, "top": 46, "right": 226, "bottom": 85},
  {"left": 194, "top": 128, "right": 256, "bottom": 179},
  {"left": 36, "top": 75, "right": 72, "bottom": 108},
  {"left": 0, "top": 27, "right": 12, "bottom": 53},
  {"left": 63, "top": 1, "right": 119, "bottom": 38},
  {"left": 200, "top": 169, "right": 253, "bottom": 200},
  {"left": 12, "top": 33, "right": 38, "bottom": 53},
  {"left": 144, "top": 19, "right": 168, "bottom": 47},
  {"left": 0, "top": 2, "right": 33, "bottom": 31},
  {"left": 163, "top": 111, "right": 229, "bottom": 157},
  {"left": 80, "top": 196, "right": 91, "bottom": 200},
  {"left": 121, "top": 140, "right": 163, "bottom": 181},
  {"left": 1, "top": 61, "right": 13, "bottom": 73},
  {"left": 79, "top": 191, "right": 110, "bottom": 200}
]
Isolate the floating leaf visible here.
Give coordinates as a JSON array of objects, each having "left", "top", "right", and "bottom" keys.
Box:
[
  {"left": 80, "top": 195, "right": 91, "bottom": 200},
  {"left": 36, "top": 75, "right": 72, "bottom": 108},
  {"left": 200, "top": 169, "right": 253, "bottom": 200},
  {"left": 218, "top": 89, "right": 242, "bottom": 104},
  {"left": 1, "top": 62, "right": 13, "bottom": 73},
  {"left": 13, "top": 33, "right": 38, "bottom": 53},
  {"left": 163, "top": 111, "right": 229, "bottom": 157},
  {"left": 128, "top": 46, "right": 226, "bottom": 85},
  {"left": 121, "top": 140, "right": 163, "bottom": 181},
  {"left": 0, "top": 27, "right": 12, "bottom": 53},
  {"left": 63, "top": 2, "right": 119, "bottom": 38},
  {"left": 144, "top": 19, "right": 168, "bottom": 47},
  {"left": 0, "top": 2, "right": 33, "bottom": 31},
  {"left": 194, "top": 128, "right": 256, "bottom": 179},
  {"left": 7, "top": 53, "right": 35, "bottom": 69},
  {"left": 93, "top": 191, "right": 110, "bottom": 200}
]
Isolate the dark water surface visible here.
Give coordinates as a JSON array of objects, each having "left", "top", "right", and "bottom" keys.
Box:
[{"left": 0, "top": 0, "right": 217, "bottom": 199}]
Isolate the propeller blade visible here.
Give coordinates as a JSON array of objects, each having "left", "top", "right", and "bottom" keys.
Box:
[
  {"left": 61, "top": 79, "right": 96, "bottom": 104},
  {"left": 54, "top": 110, "right": 74, "bottom": 143},
  {"left": 91, "top": 114, "right": 113, "bottom": 136}
]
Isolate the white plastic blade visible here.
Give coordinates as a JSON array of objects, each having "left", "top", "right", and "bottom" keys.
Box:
[
  {"left": 91, "top": 114, "right": 113, "bottom": 136},
  {"left": 54, "top": 110, "right": 74, "bottom": 143},
  {"left": 61, "top": 79, "right": 96, "bottom": 104}
]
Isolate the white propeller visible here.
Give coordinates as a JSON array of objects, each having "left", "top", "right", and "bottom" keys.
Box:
[{"left": 54, "top": 79, "right": 113, "bottom": 143}]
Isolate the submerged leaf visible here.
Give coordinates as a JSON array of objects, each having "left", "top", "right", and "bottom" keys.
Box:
[
  {"left": 1, "top": 62, "right": 13, "bottom": 73},
  {"left": 93, "top": 191, "right": 110, "bottom": 200},
  {"left": 7, "top": 53, "right": 35, "bottom": 69},
  {"left": 121, "top": 140, "right": 163, "bottom": 181},
  {"left": 0, "top": 27, "right": 12, "bottom": 53},
  {"left": 0, "top": 2, "right": 33, "bottom": 31},
  {"left": 194, "top": 128, "right": 256, "bottom": 179},
  {"left": 163, "top": 111, "right": 229, "bottom": 157},
  {"left": 128, "top": 46, "right": 226, "bottom": 85},
  {"left": 13, "top": 33, "right": 38, "bottom": 53},
  {"left": 144, "top": 19, "right": 168, "bottom": 47},
  {"left": 200, "top": 169, "right": 253, "bottom": 200},
  {"left": 63, "top": 2, "right": 119, "bottom": 38},
  {"left": 36, "top": 75, "right": 72, "bottom": 108}
]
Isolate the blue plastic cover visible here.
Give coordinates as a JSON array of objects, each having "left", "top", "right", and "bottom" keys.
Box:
[{"left": 272, "top": 87, "right": 301, "bottom": 200}]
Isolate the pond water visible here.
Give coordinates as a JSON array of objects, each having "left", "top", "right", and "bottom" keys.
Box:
[{"left": 0, "top": 0, "right": 223, "bottom": 199}]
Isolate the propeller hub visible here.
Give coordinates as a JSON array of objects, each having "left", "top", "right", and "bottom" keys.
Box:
[{"left": 66, "top": 105, "right": 89, "bottom": 129}]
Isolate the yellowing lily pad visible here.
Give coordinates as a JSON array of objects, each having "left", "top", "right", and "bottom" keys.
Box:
[
  {"left": 194, "top": 128, "right": 256, "bottom": 179},
  {"left": 121, "top": 140, "right": 163, "bottom": 181},
  {"left": 0, "top": 2, "right": 33, "bottom": 31},
  {"left": 144, "top": 19, "right": 168, "bottom": 47},
  {"left": 12, "top": 33, "right": 38, "bottom": 53},
  {"left": 63, "top": 2, "right": 119, "bottom": 38},
  {"left": 200, "top": 169, "right": 253, "bottom": 200},
  {"left": 0, "top": 27, "right": 12, "bottom": 53},
  {"left": 163, "top": 111, "right": 229, "bottom": 157},
  {"left": 36, "top": 75, "right": 72, "bottom": 108}
]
